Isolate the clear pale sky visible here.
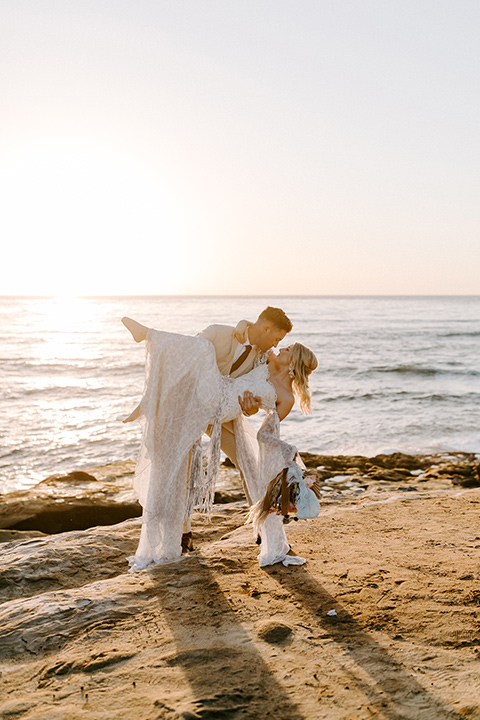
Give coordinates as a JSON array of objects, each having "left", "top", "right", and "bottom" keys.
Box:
[{"left": 1, "top": 0, "right": 479, "bottom": 296}]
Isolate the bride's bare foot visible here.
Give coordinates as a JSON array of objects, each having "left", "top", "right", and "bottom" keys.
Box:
[
  {"left": 123, "top": 404, "right": 142, "bottom": 423},
  {"left": 122, "top": 317, "right": 148, "bottom": 342}
]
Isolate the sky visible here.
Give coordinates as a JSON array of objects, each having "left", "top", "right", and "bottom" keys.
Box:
[{"left": 1, "top": 0, "right": 479, "bottom": 296}]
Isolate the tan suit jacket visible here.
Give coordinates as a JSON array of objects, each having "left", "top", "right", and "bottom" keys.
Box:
[
  {"left": 198, "top": 319, "right": 267, "bottom": 503},
  {"left": 198, "top": 319, "right": 265, "bottom": 378}
]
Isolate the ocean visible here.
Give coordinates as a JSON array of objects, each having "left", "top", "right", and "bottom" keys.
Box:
[{"left": 1, "top": 295, "right": 479, "bottom": 494}]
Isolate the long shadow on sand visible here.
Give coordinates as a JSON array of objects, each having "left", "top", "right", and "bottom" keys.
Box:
[
  {"left": 148, "top": 554, "right": 304, "bottom": 720},
  {"left": 266, "top": 564, "right": 462, "bottom": 720}
]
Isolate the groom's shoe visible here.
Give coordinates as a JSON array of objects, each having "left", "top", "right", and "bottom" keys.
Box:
[{"left": 181, "top": 532, "right": 194, "bottom": 553}]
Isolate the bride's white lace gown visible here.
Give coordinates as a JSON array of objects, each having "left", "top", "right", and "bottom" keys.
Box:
[{"left": 128, "top": 328, "right": 308, "bottom": 570}]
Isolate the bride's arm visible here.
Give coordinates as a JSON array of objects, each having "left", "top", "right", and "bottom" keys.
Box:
[{"left": 256, "top": 410, "right": 297, "bottom": 466}]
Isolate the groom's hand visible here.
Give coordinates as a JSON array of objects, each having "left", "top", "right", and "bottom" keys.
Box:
[{"left": 239, "top": 391, "right": 261, "bottom": 416}]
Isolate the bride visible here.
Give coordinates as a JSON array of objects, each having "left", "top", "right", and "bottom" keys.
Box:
[{"left": 122, "top": 317, "right": 319, "bottom": 570}]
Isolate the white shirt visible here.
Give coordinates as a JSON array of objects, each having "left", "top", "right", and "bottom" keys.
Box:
[{"left": 231, "top": 328, "right": 252, "bottom": 363}]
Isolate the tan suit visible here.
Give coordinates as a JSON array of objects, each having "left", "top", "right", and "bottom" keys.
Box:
[
  {"left": 198, "top": 319, "right": 264, "bottom": 378},
  {"left": 198, "top": 319, "right": 266, "bottom": 503}
]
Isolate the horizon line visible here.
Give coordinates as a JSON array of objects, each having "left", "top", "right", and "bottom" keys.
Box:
[{"left": 1, "top": 293, "right": 479, "bottom": 300}]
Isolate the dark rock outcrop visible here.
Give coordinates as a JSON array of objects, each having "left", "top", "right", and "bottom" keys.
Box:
[
  {"left": 0, "top": 462, "right": 140, "bottom": 535},
  {"left": 300, "top": 451, "right": 479, "bottom": 486},
  {"left": 423, "top": 462, "right": 480, "bottom": 488}
]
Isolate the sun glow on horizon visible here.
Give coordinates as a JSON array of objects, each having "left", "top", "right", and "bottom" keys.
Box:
[{"left": 0, "top": 139, "right": 191, "bottom": 296}]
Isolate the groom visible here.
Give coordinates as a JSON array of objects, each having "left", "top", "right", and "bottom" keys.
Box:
[
  {"left": 183, "top": 306, "right": 293, "bottom": 552},
  {"left": 198, "top": 305, "right": 293, "bottom": 498}
]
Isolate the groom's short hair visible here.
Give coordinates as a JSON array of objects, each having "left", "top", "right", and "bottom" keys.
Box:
[{"left": 257, "top": 306, "right": 293, "bottom": 333}]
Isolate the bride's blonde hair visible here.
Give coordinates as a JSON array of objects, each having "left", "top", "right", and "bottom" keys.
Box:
[{"left": 289, "top": 343, "right": 318, "bottom": 414}]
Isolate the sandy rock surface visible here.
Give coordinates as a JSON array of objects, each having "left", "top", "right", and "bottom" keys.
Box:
[{"left": 1, "top": 455, "right": 480, "bottom": 719}]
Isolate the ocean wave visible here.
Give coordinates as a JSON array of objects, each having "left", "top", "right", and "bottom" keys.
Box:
[
  {"left": 413, "top": 392, "right": 480, "bottom": 403},
  {"left": 440, "top": 331, "right": 480, "bottom": 338},
  {"left": 374, "top": 365, "right": 439, "bottom": 376},
  {"left": 322, "top": 364, "right": 479, "bottom": 378},
  {"left": 317, "top": 390, "right": 480, "bottom": 404},
  {"left": 319, "top": 390, "right": 409, "bottom": 403},
  {"left": 1, "top": 359, "right": 145, "bottom": 376},
  {"left": 369, "top": 365, "right": 480, "bottom": 377},
  {"left": 18, "top": 385, "right": 106, "bottom": 398}
]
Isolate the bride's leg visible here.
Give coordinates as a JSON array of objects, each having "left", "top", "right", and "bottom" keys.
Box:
[{"left": 122, "top": 316, "right": 148, "bottom": 342}]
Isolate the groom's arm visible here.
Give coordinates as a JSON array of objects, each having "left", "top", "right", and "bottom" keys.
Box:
[{"left": 197, "top": 323, "right": 218, "bottom": 342}]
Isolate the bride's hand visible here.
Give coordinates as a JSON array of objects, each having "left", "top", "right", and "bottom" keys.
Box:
[{"left": 239, "top": 391, "right": 261, "bottom": 416}]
